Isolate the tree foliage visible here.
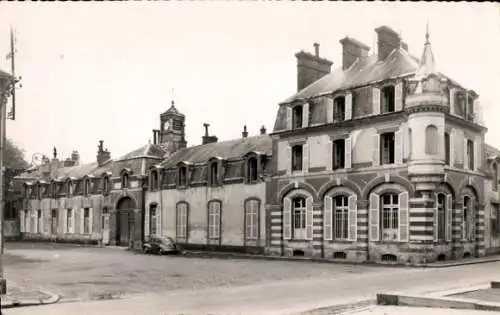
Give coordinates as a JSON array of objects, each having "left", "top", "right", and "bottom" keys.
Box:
[{"left": 4, "top": 138, "right": 29, "bottom": 170}]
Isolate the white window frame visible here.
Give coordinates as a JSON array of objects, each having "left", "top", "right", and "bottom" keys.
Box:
[
  {"left": 244, "top": 199, "right": 259, "bottom": 241},
  {"left": 176, "top": 202, "right": 188, "bottom": 239},
  {"left": 66, "top": 208, "right": 73, "bottom": 234},
  {"left": 436, "top": 193, "right": 446, "bottom": 241},
  {"left": 208, "top": 201, "right": 221, "bottom": 240},
  {"left": 292, "top": 197, "right": 307, "bottom": 240},
  {"left": 334, "top": 196, "right": 349, "bottom": 240},
  {"left": 381, "top": 193, "right": 399, "bottom": 241},
  {"left": 150, "top": 205, "right": 157, "bottom": 236}
]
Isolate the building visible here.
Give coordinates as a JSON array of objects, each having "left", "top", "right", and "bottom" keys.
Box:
[{"left": 13, "top": 25, "right": 500, "bottom": 265}]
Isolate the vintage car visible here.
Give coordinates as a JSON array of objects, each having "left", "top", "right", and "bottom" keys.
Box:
[{"left": 142, "top": 236, "right": 180, "bottom": 255}]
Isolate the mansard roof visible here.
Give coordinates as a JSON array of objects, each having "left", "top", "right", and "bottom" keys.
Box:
[
  {"left": 160, "top": 134, "right": 272, "bottom": 168},
  {"left": 117, "top": 143, "right": 167, "bottom": 161}
]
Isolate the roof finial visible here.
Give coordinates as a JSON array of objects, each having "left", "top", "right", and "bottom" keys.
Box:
[
  {"left": 425, "top": 20, "right": 430, "bottom": 44},
  {"left": 171, "top": 88, "right": 175, "bottom": 108}
]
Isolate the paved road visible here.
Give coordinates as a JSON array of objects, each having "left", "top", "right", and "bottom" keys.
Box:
[{"left": 3, "top": 243, "right": 500, "bottom": 314}]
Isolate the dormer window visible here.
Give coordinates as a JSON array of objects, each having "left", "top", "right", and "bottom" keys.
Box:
[
  {"left": 178, "top": 166, "right": 187, "bottom": 187},
  {"left": 84, "top": 179, "right": 91, "bottom": 196},
  {"left": 333, "top": 96, "right": 346, "bottom": 122},
  {"left": 247, "top": 156, "right": 258, "bottom": 183},
  {"left": 209, "top": 162, "right": 219, "bottom": 186},
  {"left": 454, "top": 91, "right": 466, "bottom": 117},
  {"left": 466, "top": 94, "right": 474, "bottom": 121},
  {"left": 381, "top": 85, "right": 395, "bottom": 113},
  {"left": 102, "top": 176, "right": 109, "bottom": 194},
  {"left": 122, "top": 173, "right": 129, "bottom": 189},
  {"left": 67, "top": 181, "right": 73, "bottom": 196},
  {"left": 151, "top": 170, "right": 159, "bottom": 190},
  {"left": 292, "top": 105, "right": 303, "bottom": 129},
  {"left": 52, "top": 182, "right": 58, "bottom": 197}
]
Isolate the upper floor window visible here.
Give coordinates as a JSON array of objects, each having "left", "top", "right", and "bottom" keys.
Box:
[
  {"left": 292, "top": 105, "right": 303, "bottom": 129},
  {"left": 332, "top": 139, "right": 345, "bottom": 170},
  {"left": 381, "top": 193, "right": 399, "bottom": 241},
  {"left": 425, "top": 125, "right": 438, "bottom": 155},
  {"left": 67, "top": 181, "right": 73, "bottom": 196},
  {"left": 380, "top": 132, "right": 395, "bottom": 165},
  {"left": 467, "top": 139, "right": 474, "bottom": 170},
  {"left": 178, "top": 167, "right": 187, "bottom": 187},
  {"left": 444, "top": 132, "right": 450, "bottom": 165},
  {"left": 122, "top": 173, "right": 129, "bottom": 189},
  {"left": 493, "top": 163, "right": 498, "bottom": 191},
  {"left": 247, "top": 157, "right": 258, "bottom": 183},
  {"left": 209, "top": 162, "right": 218, "bottom": 186},
  {"left": 454, "top": 91, "right": 466, "bottom": 117},
  {"left": 292, "top": 197, "right": 307, "bottom": 240},
  {"left": 381, "top": 86, "right": 395, "bottom": 113},
  {"left": 37, "top": 184, "right": 42, "bottom": 200},
  {"left": 102, "top": 176, "right": 109, "bottom": 193},
  {"left": 291, "top": 145, "right": 303, "bottom": 172},
  {"left": 333, "top": 96, "right": 345, "bottom": 122},
  {"left": 466, "top": 95, "right": 474, "bottom": 120},
  {"left": 84, "top": 179, "right": 91, "bottom": 195},
  {"left": 151, "top": 170, "right": 159, "bottom": 190}
]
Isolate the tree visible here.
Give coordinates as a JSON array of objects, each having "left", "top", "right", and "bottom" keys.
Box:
[{"left": 4, "top": 138, "right": 29, "bottom": 170}]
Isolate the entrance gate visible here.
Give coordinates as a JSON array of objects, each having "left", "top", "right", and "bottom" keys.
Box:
[{"left": 116, "top": 197, "right": 135, "bottom": 246}]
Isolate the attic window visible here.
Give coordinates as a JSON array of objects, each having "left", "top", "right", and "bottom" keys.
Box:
[
  {"left": 178, "top": 166, "right": 187, "bottom": 187},
  {"left": 466, "top": 95, "right": 474, "bottom": 121},
  {"left": 84, "top": 179, "right": 91, "bottom": 195},
  {"left": 209, "top": 162, "right": 219, "bottom": 186},
  {"left": 122, "top": 173, "right": 129, "bottom": 189},
  {"left": 247, "top": 156, "right": 258, "bottom": 183},
  {"left": 292, "top": 105, "right": 303, "bottom": 129},
  {"left": 333, "top": 96, "right": 346, "bottom": 122},
  {"left": 67, "top": 181, "right": 73, "bottom": 196},
  {"left": 381, "top": 85, "right": 395, "bottom": 113},
  {"left": 102, "top": 176, "right": 109, "bottom": 193},
  {"left": 52, "top": 182, "right": 57, "bottom": 197}
]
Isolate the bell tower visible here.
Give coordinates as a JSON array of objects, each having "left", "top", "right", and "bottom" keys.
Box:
[{"left": 158, "top": 100, "right": 187, "bottom": 153}]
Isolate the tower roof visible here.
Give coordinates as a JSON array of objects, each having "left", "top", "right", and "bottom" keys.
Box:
[
  {"left": 161, "top": 100, "right": 185, "bottom": 118},
  {"left": 415, "top": 23, "right": 437, "bottom": 78}
]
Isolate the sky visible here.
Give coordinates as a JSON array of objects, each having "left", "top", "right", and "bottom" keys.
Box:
[{"left": 0, "top": 2, "right": 499, "bottom": 165}]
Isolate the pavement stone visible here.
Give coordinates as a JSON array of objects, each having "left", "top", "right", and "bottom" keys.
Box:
[{"left": 1, "top": 289, "right": 60, "bottom": 309}]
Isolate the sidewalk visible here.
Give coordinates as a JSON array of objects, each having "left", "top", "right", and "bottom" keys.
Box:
[
  {"left": 346, "top": 305, "right": 496, "bottom": 314},
  {"left": 1, "top": 287, "right": 60, "bottom": 309}
]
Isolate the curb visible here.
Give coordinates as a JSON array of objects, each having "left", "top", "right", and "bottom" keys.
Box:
[{"left": 1, "top": 291, "right": 61, "bottom": 309}]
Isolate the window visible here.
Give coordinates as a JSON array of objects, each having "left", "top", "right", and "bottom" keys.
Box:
[
  {"left": 332, "top": 139, "right": 345, "bottom": 169},
  {"left": 67, "top": 181, "right": 73, "bottom": 195},
  {"left": 245, "top": 199, "right": 259, "bottom": 240},
  {"left": 209, "top": 163, "right": 218, "bottom": 186},
  {"left": 493, "top": 163, "right": 498, "bottom": 191},
  {"left": 178, "top": 167, "right": 187, "bottom": 187},
  {"left": 292, "top": 105, "right": 303, "bottom": 129},
  {"left": 149, "top": 204, "right": 157, "bottom": 236},
  {"left": 24, "top": 211, "right": 29, "bottom": 233},
  {"left": 466, "top": 95, "right": 474, "bottom": 120},
  {"left": 381, "top": 132, "right": 395, "bottom": 165},
  {"left": 333, "top": 96, "right": 345, "bottom": 122},
  {"left": 66, "top": 209, "right": 73, "bottom": 233},
  {"left": 37, "top": 185, "right": 42, "bottom": 200},
  {"left": 381, "top": 193, "right": 399, "bottom": 241},
  {"left": 151, "top": 171, "right": 159, "bottom": 190},
  {"left": 102, "top": 207, "right": 108, "bottom": 230},
  {"left": 37, "top": 209, "right": 42, "bottom": 234},
  {"left": 334, "top": 196, "right": 349, "bottom": 240},
  {"left": 51, "top": 209, "right": 57, "bottom": 235},
  {"left": 122, "top": 173, "right": 129, "bottom": 188},
  {"left": 463, "top": 196, "right": 472, "bottom": 240},
  {"left": 408, "top": 128, "right": 412, "bottom": 158},
  {"left": 425, "top": 125, "right": 438, "bottom": 155},
  {"left": 52, "top": 182, "right": 58, "bottom": 197},
  {"left": 467, "top": 139, "right": 474, "bottom": 170},
  {"left": 381, "top": 86, "right": 395, "bottom": 113},
  {"left": 173, "top": 119, "right": 182, "bottom": 131},
  {"left": 455, "top": 91, "right": 466, "bottom": 117},
  {"left": 247, "top": 157, "right": 258, "bottom": 183},
  {"left": 103, "top": 177, "right": 109, "bottom": 193},
  {"left": 84, "top": 180, "right": 91, "bottom": 195},
  {"left": 436, "top": 193, "right": 446, "bottom": 241},
  {"left": 292, "top": 197, "right": 307, "bottom": 240},
  {"left": 176, "top": 202, "right": 188, "bottom": 239},
  {"left": 444, "top": 132, "right": 450, "bottom": 165},
  {"left": 291, "top": 145, "right": 303, "bottom": 172},
  {"left": 208, "top": 201, "right": 221, "bottom": 239},
  {"left": 83, "top": 208, "right": 90, "bottom": 234}
]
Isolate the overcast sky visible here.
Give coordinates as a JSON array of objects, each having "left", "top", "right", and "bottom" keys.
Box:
[{"left": 0, "top": 3, "right": 499, "bottom": 165}]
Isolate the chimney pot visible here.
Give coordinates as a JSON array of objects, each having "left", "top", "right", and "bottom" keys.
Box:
[{"left": 313, "top": 42, "right": 320, "bottom": 57}]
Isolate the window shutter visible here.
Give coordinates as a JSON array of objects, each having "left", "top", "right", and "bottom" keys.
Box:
[
  {"left": 372, "top": 87, "right": 380, "bottom": 115},
  {"left": 286, "top": 106, "right": 292, "bottom": 130},
  {"left": 145, "top": 206, "right": 150, "bottom": 238},
  {"left": 446, "top": 194, "right": 452, "bottom": 241},
  {"left": 302, "top": 102, "right": 309, "bottom": 128},
  {"left": 20, "top": 210, "right": 25, "bottom": 232},
  {"left": 348, "top": 195, "right": 358, "bottom": 241},
  {"left": 283, "top": 197, "right": 292, "bottom": 240},
  {"left": 449, "top": 88, "right": 455, "bottom": 115},
  {"left": 89, "top": 207, "right": 93, "bottom": 234},
  {"left": 395, "top": 81, "right": 403, "bottom": 111},
  {"left": 324, "top": 196, "right": 333, "bottom": 241},
  {"left": 156, "top": 204, "right": 162, "bottom": 237},
  {"left": 369, "top": 193, "right": 380, "bottom": 241},
  {"left": 286, "top": 145, "right": 292, "bottom": 175},
  {"left": 464, "top": 138, "right": 469, "bottom": 170},
  {"left": 326, "top": 139, "right": 333, "bottom": 171},
  {"left": 326, "top": 97, "right": 334, "bottom": 124},
  {"left": 80, "top": 209, "right": 84, "bottom": 234},
  {"left": 474, "top": 136, "right": 481, "bottom": 171},
  {"left": 345, "top": 136, "right": 352, "bottom": 169},
  {"left": 373, "top": 133, "right": 380, "bottom": 166},
  {"left": 433, "top": 193, "right": 438, "bottom": 242},
  {"left": 71, "top": 210, "right": 75, "bottom": 234},
  {"left": 302, "top": 143, "right": 309, "bottom": 173},
  {"left": 398, "top": 191, "right": 409, "bottom": 242},
  {"left": 395, "top": 129, "right": 403, "bottom": 164},
  {"left": 305, "top": 196, "right": 314, "bottom": 241},
  {"left": 345, "top": 93, "right": 353, "bottom": 120},
  {"left": 32, "top": 211, "right": 36, "bottom": 234},
  {"left": 471, "top": 198, "right": 476, "bottom": 241},
  {"left": 450, "top": 129, "right": 455, "bottom": 167},
  {"left": 62, "top": 209, "right": 67, "bottom": 233}
]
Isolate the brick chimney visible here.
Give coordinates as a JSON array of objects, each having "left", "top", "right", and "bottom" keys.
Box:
[
  {"left": 339, "top": 36, "right": 371, "bottom": 70},
  {"left": 375, "top": 26, "right": 401, "bottom": 61},
  {"left": 202, "top": 123, "right": 218, "bottom": 145},
  {"left": 97, "top": 140, "right": 111, "bottom": 166},
  {"left": 295, "top": 43, "right": 333, "bottom": 92}
]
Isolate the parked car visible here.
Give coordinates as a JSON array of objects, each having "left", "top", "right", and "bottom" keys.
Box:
[{"left": 143, "top": 236, "right": 180, "bottom": 255}]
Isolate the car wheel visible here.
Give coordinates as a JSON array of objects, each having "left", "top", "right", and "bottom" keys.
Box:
[{"left": 143, "top": 246, "right": 150, "bottom": 254}]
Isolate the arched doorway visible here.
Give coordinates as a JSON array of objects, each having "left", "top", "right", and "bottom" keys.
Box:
[{"left": 116, "top": 197, "right": 136, "bottom": 246}]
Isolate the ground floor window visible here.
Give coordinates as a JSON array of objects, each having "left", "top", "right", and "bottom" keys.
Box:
[
  {"left": 37, "top": 209, "right": 42, "bottom": 234},
  {"left": 381, "top": 193, "right": 399, "bottom": 241},
  {"left": 83, "top": 208, "right": 90, "bottom": 234},
  {"left": 208, "top": 200, "right": 221, "bottom": 240},
  {"left": 334, "top": 196, "right": 349, "bottom": 240},
  {"left": 51, "top": 209, "right": 58, "bottom": 234},
  {"left": 244, "top": 199, "right": 259, "bottom": 240},
  {"left": 66, "top": 209, "right": 73, "bottom": 233},
  {"left": 149, "top": 204, "right": 157, "bottom": 236},
  {"left": 293, "top": 197, "right": 306, "bottom": 240},
  {"left": 176, "top": 202, "right": 188, "bottom": 239}
]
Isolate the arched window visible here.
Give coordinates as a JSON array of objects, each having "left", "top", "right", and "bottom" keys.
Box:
[
  {"left": 381, "top": 193, "right": 399, "bottom": 241},
  {"left": 292, "top": 105, "right": 303, "bottom": 129},
  {"left": 207, "top": 200, "right": 222, "bottom": 240},
  {"left": 425, "top": 125, "right": 438, "bottom": 155},
  {"left": 244, "top": 199, "right": 259, "bottom": 240},
  {"left": 292, "top": 197, "right": 307, "bottom": 240},
  {"left": 333, "top": 96, "right": 346, "bottom": 122},
  {"left": 178, "top": 166, "right": 187, "bottom": 187},
  {"left": 334, "top": 195, "right": 349, "bottom": 240},
  {"left": 122, "top": 173, "right": 129, "bottom": 189},
  {"left": 149, "top": 203, "right": 157, "bottom": 236},
  {"left": 493, "top": 163, "right": 498, "bottom": 191},
  {"left": 176, "top": 202, "right": 189, "bottom": 240},
  {"left": 444, "top": 132, "right": 450, "bottom": 165},
  {"left": 247, "top": 157, "right": 258, "bottom": 183},
  {"left": 463, "top": 196, "right": 472, "bottom": 240},
  {"left": 381, "top": 86, "right": 395, "bottom": 113},
  {"left": 436, "top": 193, "right": 446, "bottom": 241},
  {"left": 151, "top": 170, "right": 159, "bottom": 190}
]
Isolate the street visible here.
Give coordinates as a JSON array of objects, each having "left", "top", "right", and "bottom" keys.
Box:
[{"left": 3, "top": 242, "right": 500, "bottom": 314}]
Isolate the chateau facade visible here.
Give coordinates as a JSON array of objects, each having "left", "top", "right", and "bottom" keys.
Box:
[{"left": 13, "top": 25, "right": 500, "bottom": 265}]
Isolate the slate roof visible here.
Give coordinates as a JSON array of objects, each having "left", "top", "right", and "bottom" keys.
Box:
[
  {"left": 160, "top": 135, "right": 272, "bottom": 168},
  {"left": 117, "top": 143, "right": 167, "bottom": 161}
]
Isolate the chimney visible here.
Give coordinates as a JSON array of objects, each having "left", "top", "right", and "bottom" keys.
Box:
[
  {"left": 152, "top": 129, "right": 160, "bottom": 145},
  {"left": 202, "top": 123, "right": 218, "bottom": 145},
  {"left": 71, "top": 150, "right": 80, "bottom": 165},
  {"left": 375, "top": 26, "right": 401, "bottom": 61},
  {"left": 295, "top": 43, "right": 333, "bottom": 92},
  {"left": 97, "top": 140, "right": 111, "bottom": 166},
  {"left": 339, "top": 36, "right": 370, "bottom": 70},
  {"left": 260, "top": 125, "right": 267, "bottom": 135},
  {"left": 242, "top": 125, "right": 248, "bottom": 138}
]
